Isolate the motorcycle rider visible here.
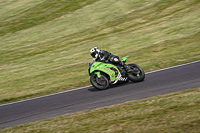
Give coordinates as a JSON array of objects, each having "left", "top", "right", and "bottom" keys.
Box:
[{"left": 90, "top": 47, "right": 130, "bottom": 74}]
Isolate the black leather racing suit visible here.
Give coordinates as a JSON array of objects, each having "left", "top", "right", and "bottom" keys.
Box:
[
  {"left": 95, "top": 50, "right": 129, "bottom": 76},
  {"left": 95, "top": 50, "right": 130, "bottom": 75},
  {"left": 95, "top": 50, "right": 120, "bottom": 64}
]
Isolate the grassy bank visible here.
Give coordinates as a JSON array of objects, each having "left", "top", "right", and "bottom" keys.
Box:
[
  {"left": 1, "top": 88, "right": 199, "bottom": 132},
  {"left": 0, "top": 0, "right": 200, "bottom": 104}
]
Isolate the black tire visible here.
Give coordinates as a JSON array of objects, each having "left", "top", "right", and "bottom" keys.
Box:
[
  {"left": 90, "top": 74, "right": 109, "bottom": 90},
  {"left": 127, "top": 64, "right": 145, "bottom": 82}
]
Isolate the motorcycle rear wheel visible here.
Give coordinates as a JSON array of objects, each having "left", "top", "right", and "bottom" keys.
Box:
[
  {"left": 127, "top": 64, "right": 145, "bottom": 82},
  {"left": 90, "top": 74, "right": 109, "bottom": 90}
]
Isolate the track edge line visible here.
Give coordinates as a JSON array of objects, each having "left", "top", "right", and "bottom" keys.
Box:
[{"left": 1, "top": 60, "right": 199, "bottom": 107}]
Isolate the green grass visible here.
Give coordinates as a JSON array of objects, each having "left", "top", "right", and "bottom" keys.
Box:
[
  {"left": 1, "top": 88, "right": 199, "bottom": 133},
  {"left": 0, "top": 0, "right": 200, "bottom": 104}
]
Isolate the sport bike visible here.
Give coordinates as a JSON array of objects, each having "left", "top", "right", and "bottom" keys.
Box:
[{"left": 88, "top": 56, "right": 145, "bottom": 90}]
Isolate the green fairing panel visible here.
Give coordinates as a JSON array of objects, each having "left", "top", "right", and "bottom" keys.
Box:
[
  {"left": 90, "top": 62, "right": 119, "bottom": 82},
  {"left": 120, "top": 56, "right": 129, "bottom": 62}
]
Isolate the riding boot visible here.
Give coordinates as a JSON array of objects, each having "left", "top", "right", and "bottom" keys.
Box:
[
  {"left": 116, "top": 65, "right": 126, "bottom": 77},
  {"left": 123, "top": 64, "right": 132, "bottom": 73},
  {"left": 120, "top": 61, "right": 131, "bottom": 73}
]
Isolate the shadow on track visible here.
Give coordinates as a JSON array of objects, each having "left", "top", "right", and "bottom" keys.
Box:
[{"left": 88, "top": 81, "right": 144, "bottom": 92}]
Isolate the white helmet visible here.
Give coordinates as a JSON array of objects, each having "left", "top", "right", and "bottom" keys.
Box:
[{"left": 90, "top": 47, "right": 100, "bottom": 58}]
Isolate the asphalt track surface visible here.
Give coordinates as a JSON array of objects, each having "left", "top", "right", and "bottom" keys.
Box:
[{"left": 0, "top": 61, "right": 200, "bottom": 130}]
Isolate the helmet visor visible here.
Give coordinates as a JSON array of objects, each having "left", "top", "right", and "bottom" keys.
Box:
[{"left": 90, "top": 52, "right": 96, "bottom": 58}]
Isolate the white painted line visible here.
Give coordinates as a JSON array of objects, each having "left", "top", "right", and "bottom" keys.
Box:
[
  {"left": 0, "top": 85, "right": 92, "bottom": 107},
  {"left": 1, "top": 60, "right": 199, "bottom": 107},
  {"left": 145, "top": 60, "right": 200, "bottom": 74}
]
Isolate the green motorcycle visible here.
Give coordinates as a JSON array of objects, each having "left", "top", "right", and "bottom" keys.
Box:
[{"left": 88, "top": 56, "right": 145, "bottom": 90}]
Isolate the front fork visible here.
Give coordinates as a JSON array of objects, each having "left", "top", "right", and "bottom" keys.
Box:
[{"left": 94, "top": 71, "right": 101, "bottom": 78}]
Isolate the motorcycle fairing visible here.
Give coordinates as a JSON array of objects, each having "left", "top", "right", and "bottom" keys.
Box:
[{"left": 89, "top": 62, "right": 120, "bottom": 82}]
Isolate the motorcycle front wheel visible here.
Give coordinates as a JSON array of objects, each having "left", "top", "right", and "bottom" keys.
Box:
[
  {"left": 90, "top": 74, "right": 109, "bottom": 90},
  {"left": 127, "top": 64, "right": 145, "bottom": 82}
]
